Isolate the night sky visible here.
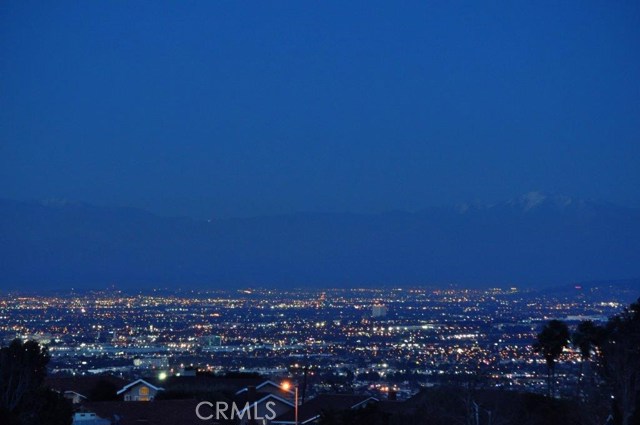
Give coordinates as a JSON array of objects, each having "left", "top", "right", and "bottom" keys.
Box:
[{"left": 2, "top": 1, "right": 639, "bottom": 219}]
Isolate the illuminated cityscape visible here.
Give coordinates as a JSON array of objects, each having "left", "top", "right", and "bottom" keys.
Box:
[
  {"left": 2, "top": 1, "right": 639, "bottom": 423},
  {"left": 2, "top": 283, "right": 635, "bottom": 401}
]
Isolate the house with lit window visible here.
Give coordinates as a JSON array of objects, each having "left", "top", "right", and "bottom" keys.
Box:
[{"left": 116, "top": 378, "right": 164, "bottom": 401}]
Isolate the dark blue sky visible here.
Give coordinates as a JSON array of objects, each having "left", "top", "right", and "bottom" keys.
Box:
[{"left": 2, "top": 1, "right": 639, "bottom": 218}]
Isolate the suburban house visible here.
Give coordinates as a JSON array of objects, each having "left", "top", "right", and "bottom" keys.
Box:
[
  {"left": 52, "top": 374, "right": 402, "bottom": 424},
  {"left": 272, "top": 394, "right": 379, "bottom": 424},
  {"left": 233, "top": 385, "right": 295, "bottom": 425},
  {"left": 71, "top": 411, "right": 111, "bottom": 425},
  {"left": 235, "top": 380, "right": 294, "bottom": 399},
  {"left": 46, "top": 375, "right": 127, "bottom": 404},
  {"left": 116, "top": 378, "right": 164, "bottom": 401},
  {"left": 150, "top": 374, "right": 264, "bottom": 396}
]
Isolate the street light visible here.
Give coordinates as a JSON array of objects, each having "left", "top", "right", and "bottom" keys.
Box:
[{"left": 282, "top": 381, "right": 298, "bottom": 425}]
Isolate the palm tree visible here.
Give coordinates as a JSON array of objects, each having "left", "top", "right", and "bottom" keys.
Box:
[
  {"left": 535, "top": 319, "right": 570, "bottom": 397},
  {"left": 572, "top": 320, "right": 601, "bottom": 398}
]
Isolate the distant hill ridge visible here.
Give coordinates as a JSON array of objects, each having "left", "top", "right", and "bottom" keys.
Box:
[{"left": 1, "top": 193, "right": 639, "bottom": 289}]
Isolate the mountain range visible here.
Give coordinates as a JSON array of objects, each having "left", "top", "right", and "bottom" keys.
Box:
[{"left": 1, "top": 192, "right": 639, "bottom": 290}]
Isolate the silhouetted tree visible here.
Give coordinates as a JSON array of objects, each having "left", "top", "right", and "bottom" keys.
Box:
[
  {"left": 572, "top": 320, "right": 603, "bottom": 398},
  {"left": 17, "top": 386, "right": 73, "bottom": 425},
  {"left": 535, "top": 320, "right": 570, "bottom": 398},
  {"left": 598, "top": 298, "right": 640, "bottom": 425},
  {"left": 0, "top": 339, "right": 72, "bottom": 425}
]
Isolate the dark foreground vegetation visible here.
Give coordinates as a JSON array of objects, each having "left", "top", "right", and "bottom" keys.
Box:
[
  {"left": 320, "top": 387, "right": 602, "bottom": 425},
  {"left": 0, "top": 339, "right": 72, "bottom": 425}
]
